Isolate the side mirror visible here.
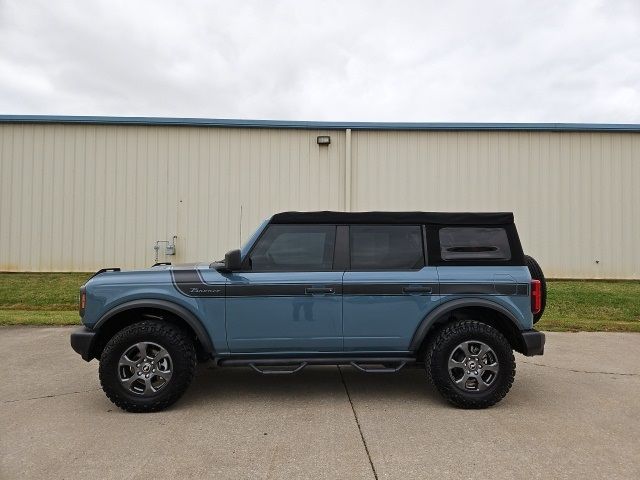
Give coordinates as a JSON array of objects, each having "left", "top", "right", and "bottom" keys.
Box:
[{"left": 221, "top": 249, "right": 242, "bottom": 272}]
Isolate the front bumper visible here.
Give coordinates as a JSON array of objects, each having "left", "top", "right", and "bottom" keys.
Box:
[
  {"left": 520, "top": 329, "right": 545, "bottom": 356},
  {"left": 70, "top": 327, "right": 97, "bottom": 361}
]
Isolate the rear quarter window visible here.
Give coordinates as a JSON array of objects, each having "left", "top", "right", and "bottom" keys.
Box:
[{"left": 439, "top": 227, "right": 511, "bottom": 261}]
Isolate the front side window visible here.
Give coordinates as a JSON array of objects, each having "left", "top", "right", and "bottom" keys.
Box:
[
  {"left": 350, "top": 225, "right": 424, "bottom": 270},
  {"left": 439, "top": 227, "right": 511, "bottom": 261},
  {"left": 249, "top": 224, "right": 336, "bottom": 271}
]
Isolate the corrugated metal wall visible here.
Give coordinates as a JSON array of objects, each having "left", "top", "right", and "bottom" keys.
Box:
[
  {"left": 351, "top": 131, "right": 640, "bottom": 279},
  {"left": 1, "top": 123, "right": 638, "bottom": 278},
  {"left": 0, "top": 124, "right": 345, "bottom": 271}
]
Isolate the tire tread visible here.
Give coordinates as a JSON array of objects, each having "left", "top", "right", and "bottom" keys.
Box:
[
  {"left": 99, "top": 320, "right": 196, "bottom": 413},
  {"left": 425, "top": 320, "right": 515, "bottom": 409}
]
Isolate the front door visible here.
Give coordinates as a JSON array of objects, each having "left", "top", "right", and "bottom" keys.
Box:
[
  {"left": 342, "top": 225, "right": 440, "bottom": 351},
  {"left": 226, "top": 224, "right": 343, "bottom": 353}
]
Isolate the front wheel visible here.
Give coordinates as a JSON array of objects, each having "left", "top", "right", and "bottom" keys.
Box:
[
  {"left": 425, "top": 320, "right": 515, "bottom": 409},
  {"left": 99, "top": 320, "right": 196, "bottom": 413}
]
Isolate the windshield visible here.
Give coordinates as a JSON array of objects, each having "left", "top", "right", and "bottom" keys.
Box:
[{"left": 240, "top": 219, "right": 269, "bottom": 258}]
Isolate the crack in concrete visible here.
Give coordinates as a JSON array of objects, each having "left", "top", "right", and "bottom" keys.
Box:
[
  {"left": 338, "top": 366, "right": 378, "bottom": 480},
  {"left": 2, "top": 388, "right": 101, "bottom": 403},
  {"left": 521, "top": 360, "right": 638, "bottom": 377}
]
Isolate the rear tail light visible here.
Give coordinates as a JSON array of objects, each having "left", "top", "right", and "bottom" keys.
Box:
[{"left": 531, "top": 280, "right": 541, "bottom": 314}]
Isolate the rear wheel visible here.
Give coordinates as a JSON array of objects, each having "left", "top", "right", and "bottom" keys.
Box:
[
  {"left": 99, "top": 320, "right": 196, "bottom": 413},
  {"left": 425, "top": 320, "right": 515, "bottom": 409},
  {"left": 525, "top": 255, "right": 547, "bottom": 323}
]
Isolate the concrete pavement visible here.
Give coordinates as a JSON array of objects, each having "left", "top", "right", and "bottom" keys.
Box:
[{"left": 1, "top": 327, "right": 639, "bottom": 480}]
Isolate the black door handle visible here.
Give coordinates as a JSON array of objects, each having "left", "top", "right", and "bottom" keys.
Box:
[
  {"left": 305, "top": 287, "right": 334, "bottom": 295},
  {"left": 402, "top": 286, "right": 432, "bottom": 294}
]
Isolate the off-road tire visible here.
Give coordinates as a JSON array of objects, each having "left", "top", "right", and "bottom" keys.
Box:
[
  {"left": 425, "top": 320, "right": 515, "bottom": 409},
  {"left": 99, "top": 320, "right": 196, "bottom": 413},
  {"left": 525, "top": 254, "right": 547, "bottom": 323}
]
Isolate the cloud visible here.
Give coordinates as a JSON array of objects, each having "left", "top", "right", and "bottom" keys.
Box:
[{"left": 0, "top": 0, "right": 638, "bottom": 122}]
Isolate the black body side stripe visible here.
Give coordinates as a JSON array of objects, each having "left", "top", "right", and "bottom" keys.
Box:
[
  {"left": 343, "top": 283, "right": 528, "bottom": 296},
  {"left": 440, "top": 283, "right": 529, "bottom": 296},
  {"left": 171, "top": 269, "right": 224, "bottom": 297},
  {"left": 516, "top": 283, "right": 530, "bottom": 296},
  {"left": 171, "top": 270, "right": 529, "bottom": 298},
  {"left": 227, "top": 284, "right": 343, "bottom": 297},
  {"left": 343, "top": 283, "right": 439, "bottom": 296}
]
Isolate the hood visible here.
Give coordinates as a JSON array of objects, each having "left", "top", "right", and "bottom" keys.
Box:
[{"left": 85, "top": 262, "right": 224, "bottom": 287}]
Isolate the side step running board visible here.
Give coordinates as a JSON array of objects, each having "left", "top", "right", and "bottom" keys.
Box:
[
  {"left": 350, "top": 361, "right": 407, "bottom": 373},
  {"left": 218, "top": 356, "right": 415, "bottom": 374},
  {"left": 248, "top": 362, "right": 308, "bottom": 375}
]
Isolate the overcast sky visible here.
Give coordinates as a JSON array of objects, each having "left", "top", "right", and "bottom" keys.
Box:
[{"left": 1, "top": 0, "right": 639, "bottom": 122}]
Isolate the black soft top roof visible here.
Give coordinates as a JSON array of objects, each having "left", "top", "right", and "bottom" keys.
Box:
[{"left": 271, "top": 211, "right": 514, "bottom": 226}]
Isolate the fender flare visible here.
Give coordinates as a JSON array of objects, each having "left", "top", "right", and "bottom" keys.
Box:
[
  {"left": 409, "top": 298, "right": 523, "bottom": 351},
  {"left": 94, "top": 299, "right": 214, "bottom": 354}
]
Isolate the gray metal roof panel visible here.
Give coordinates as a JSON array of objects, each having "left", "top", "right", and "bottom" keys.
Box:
[{"left": 1, "top": 115, "right": 639, "bottom": 132}]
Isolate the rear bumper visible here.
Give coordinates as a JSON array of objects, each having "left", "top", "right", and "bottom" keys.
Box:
[
  {"left": 520, "top": 329, "right": 545, "bottom": 356},
  {"left": 70, "top": 327, "right": 97, "bottom": 361}
]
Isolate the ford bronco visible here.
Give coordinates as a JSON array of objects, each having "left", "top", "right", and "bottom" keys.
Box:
[{"left": 71, "top": 211, "right": 546, "bottom": 412}]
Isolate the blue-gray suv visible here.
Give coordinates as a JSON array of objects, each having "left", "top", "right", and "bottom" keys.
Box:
[{"left": 71, "top": 211, "right": 546, "bottom": 412}]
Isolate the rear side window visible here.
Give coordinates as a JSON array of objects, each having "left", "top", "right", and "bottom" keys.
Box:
[
  {"left": 249, "top": 224, "right": 336, "bottom": 271},
  {"left": 350, "top": 225, "right": 424, "bottom": 270},
  {"left": 439, "top": 227, "right": 511, "bottom": 261}
]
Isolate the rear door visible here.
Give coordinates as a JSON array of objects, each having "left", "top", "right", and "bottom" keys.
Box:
[
  {"left": 225, "top": 224, "right": 344, "bottom": 353},
  {"left": 342, "top": 224, "right": 440, "bottom": 352}
]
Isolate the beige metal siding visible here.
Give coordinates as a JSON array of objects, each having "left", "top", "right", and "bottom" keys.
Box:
[
  {"left": 351, "top": 130, "right": 640, "bottom": 279},
  {"left": 0, "top": 124, "right": 345, "bottom": 271},
  {"left": 1, "top": 123, "right": 639, "bottom": 278}
]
